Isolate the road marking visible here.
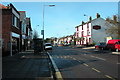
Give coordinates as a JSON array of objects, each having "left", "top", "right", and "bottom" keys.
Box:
[
  {"left": 47, "top": 52, "right": 63, "bottom": 80},
  {"left": 56, "top": 72, "right": 63, "bottom": 79},
  {"left": 90, "top": 55, "right": 106, "bottom": 61},
  {"left": 92, "top": 68, "right": 101, "bottom": 73},
  {"left": 105, "top": 75, "right": 116, "bottom": 80},
  {"left": 83, "top": 63, "right": 89, "bottom": 67},
  {"left": 95, "top": 57, "right": 106, "bottom": 61},
  {"left": 91, "top": 55, "right": 95, "bottom": 57},
  {"left": 57, "top": 56, "right": 59, "bottom": 58},
  {"left": 116, "top": 63, "right": 120, "bottom": 64},
  {"left": 73, "top": 58, "right": 76, "bottom": 60},
  {"left": 64, "top": 56, "right": 67, "bottom": 58}
]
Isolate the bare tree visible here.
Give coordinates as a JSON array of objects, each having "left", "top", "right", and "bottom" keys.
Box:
[
  {"left": 33, "top": 30, "right": 39, "bottom": 39},
  {"left": 105, "top": 16, "right": 120, "bottom": 39}
]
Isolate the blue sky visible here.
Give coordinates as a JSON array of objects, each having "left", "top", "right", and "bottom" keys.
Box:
[{"left": 2, "top": 2, "right": 118, "bottom": 38}]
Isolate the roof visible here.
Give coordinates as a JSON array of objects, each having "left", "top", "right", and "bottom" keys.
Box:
[
  {"left": 19, "top": 11, "right": 26, "bottom": 13},
  {"left": 0, "top": 4, "right": 7, "bottom": 9},
  {"left": 75, "top": 17, "right": 104, "bottom": 28}
]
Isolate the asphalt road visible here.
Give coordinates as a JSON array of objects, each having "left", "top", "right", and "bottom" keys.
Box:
[{"left": 48, "top": 46, "right": 119, "bottom": 80}]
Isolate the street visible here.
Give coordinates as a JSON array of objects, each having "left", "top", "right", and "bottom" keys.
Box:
[{"left": 49, "top": 46, "right": 119, "bottom": 80}]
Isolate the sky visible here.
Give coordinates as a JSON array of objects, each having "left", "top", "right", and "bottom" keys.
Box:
[{"left": 1, "top": 2, "right": 118, "bottom": 39}]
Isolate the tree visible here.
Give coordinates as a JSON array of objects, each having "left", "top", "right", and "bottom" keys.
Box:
[
  {"left": 33, "top": 30, "right": 39, "bottom": 39},
  {"left": 105, "top": 15, "right": 120, "bottom": 39}
]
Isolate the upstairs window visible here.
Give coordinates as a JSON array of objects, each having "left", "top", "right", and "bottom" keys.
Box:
[
  {"left": 12, "top": 14, "right": 19, "bottom": 29},
  {"left": 81, "top": 31, "right": 84, "bottom": 37},
  {"left": 82, "top": 25, "right": 83, "bottom": 30},
  {"left": 77, "top": 27, "right": 79, "bottom": 31}
]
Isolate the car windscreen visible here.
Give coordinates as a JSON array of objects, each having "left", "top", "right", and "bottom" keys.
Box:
[{"left": 45, "top": 44, "right": 52, "bottom": 46}]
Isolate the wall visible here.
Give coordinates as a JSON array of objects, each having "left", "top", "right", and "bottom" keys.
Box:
[
  {"left": 2, "top": 9, "right": 11, "bottom": 56},
  {"left": 91, "top": 18, "right": 109, "bottom": 43}
]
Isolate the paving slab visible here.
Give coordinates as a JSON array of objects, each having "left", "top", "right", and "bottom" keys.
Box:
[{"left": 2, "top": 51, "right": 52, "bottom": 80}]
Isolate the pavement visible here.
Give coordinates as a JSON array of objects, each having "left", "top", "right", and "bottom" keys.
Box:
[{"left": 2, "top": 50, "right": 53, "bottom": 80}]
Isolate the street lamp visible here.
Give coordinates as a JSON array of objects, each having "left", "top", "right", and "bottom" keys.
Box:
[{"left": 42, "top": 4, "right": 55, "bottom": 51}]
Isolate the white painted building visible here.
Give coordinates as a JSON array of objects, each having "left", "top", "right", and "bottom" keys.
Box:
[{"left": 75, "top": 13, "right": 112, "bottom": 46}]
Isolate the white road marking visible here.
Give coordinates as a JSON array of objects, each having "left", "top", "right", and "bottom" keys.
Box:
[
  {"left": 105, "top": 75, "right": 116, "bottom": 80},
  {"left": 73, "top": 58, "right": 76, "bottom": 60},
  {"left": 92, "top": 68, "right": 101, "bottom": 73},
  {"left": 90, "top": 55, "right": 106, "bottom": 61},
  {"left": 91, "top": 55, "right": 95, "bottom": 57},
  {"left": 95, "top": 57, "right": 106, "bottom": 61},
  {"left": 83, "top": 63, "right": 89, "bottom": 67},
  {"left": 116, "top": 63, "right": 120, "bottom": 64}
]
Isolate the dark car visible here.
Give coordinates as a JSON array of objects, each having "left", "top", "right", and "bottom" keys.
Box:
[{"left": 95, "top": 42, "right": 107, "bottom": 50}]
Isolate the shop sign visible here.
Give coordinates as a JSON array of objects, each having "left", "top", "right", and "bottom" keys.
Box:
[{"left": 93, "top": 25, "right": 101, "bottom": 30}]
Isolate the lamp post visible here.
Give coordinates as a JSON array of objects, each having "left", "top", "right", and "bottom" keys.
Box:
[{"left": 42, "top": 4, "right": 55, "bottom": 51}]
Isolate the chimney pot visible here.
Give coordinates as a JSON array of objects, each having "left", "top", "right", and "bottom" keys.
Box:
[
  {"left": 96, "top": 13, "right": 100, "bottom": 18},
  {"left": 89, "top": 16, "right": 92, "bottom": 21}
]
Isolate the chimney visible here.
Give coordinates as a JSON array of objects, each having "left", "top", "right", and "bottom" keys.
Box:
[
  {"left": 96, "top": 13, "right": 100, "bottom": 18},
  {"left": 89, "top": 16, "right": 92, "bottom": 21},
  {"left": 82, "top": 21, "right": 84, "bottom": 24},
  {"left": 113, "top": 15, "right": 117, "bottom": 22}
]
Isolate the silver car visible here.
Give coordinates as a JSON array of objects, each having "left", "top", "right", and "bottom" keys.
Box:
[{"left": 44, "top": 43, "right": 52, "bottom": 50}]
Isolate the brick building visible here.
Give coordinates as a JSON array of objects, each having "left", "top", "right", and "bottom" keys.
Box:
[
  {"left": 19, "top": 11, "right": 27, "bottom": 51},
  {"left": 1, "top": 4, "right": 21, "bottom": 56},
  {"left": 1, "top": 3, "right": 33, "bottom": 56},
  {"left": 26, "top": 18, "right": 32, "bottom": 50}
]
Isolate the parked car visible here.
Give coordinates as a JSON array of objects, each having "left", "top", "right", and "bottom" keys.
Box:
[
  {"left": 95, "top": 42, "right": 107, "bottom": 50},
  {"left": 106, "top": 39, "right": 120, "bottom": 52},
  {"left": 44, "top": 43, "right": 52, "bottom": 50}
]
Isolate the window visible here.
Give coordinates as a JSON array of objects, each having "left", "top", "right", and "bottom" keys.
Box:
[
  {"left": 77, "top": 27, "right": 79, "bottom": 31},
  {"left": 87, "top": 24, "right": 89, "bottom": 30},
  {"left": 12, "top": 14, "right": 19, "bottom": 28},
  {"left": 82, "top": 25, "right": 83, "bottom": 30},
  {"left": 12, "top": 15, "right": 15, "bottom": 26},
  {"left": 81, "top": 31, "right": 84, "bottom": 37},
  {"left": 76, "top": 33, "right": 78, "bottom": 37}
]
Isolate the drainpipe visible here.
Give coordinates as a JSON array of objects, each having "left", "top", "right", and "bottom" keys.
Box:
[{"left": 10, "top": 32, "right": 12, "bottom": 56}]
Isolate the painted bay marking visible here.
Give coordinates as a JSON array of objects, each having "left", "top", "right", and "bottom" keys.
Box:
[
  {"left": 73, "top": 58, "right": 76, "bottom": 60},
  {"left": 95, "top": 57, "right": 106, "bottom": 61},
  {"left": 90, "top": 55, "right": 106, "bottom": 61},
  {"left": 91, "top": 55, "right": 95, "bottom": 57},
  {"left": 83, "top": 63, "right": 89, "bottom": 67},
  {"left": 92, "top": 68, "right": 101, "bottom": 73},
  {"left": 105, "top": 75, "right": 116, "bottom": 80},
  {"left": 116, "top": 63, "right": 120, "bottom": 64}
]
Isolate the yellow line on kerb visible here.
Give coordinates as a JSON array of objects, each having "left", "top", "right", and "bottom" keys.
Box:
[
  {"left": 47, "top": 52, "right": 63, "bottom": 80},
  {"left": 92, "top": 68, "right": 101, "bottom": 73},
  {"left": 105, "top": 75, "right": 116, "bottom": 80},
  {"left": 56, "top": 72, "right": 63, "bottom": 79}
]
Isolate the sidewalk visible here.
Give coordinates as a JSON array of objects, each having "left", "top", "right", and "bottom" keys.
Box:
[{"left": 2, "top": 50, "right": 52, "bottom": 80}]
